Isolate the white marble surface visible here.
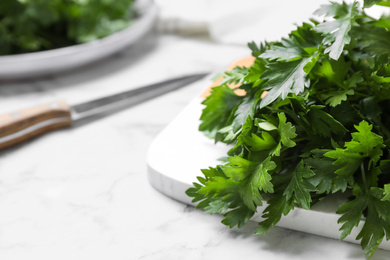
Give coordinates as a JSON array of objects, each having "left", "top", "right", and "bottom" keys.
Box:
[{"left": 0, "top": 33, "right": 389, "bottom": 260}]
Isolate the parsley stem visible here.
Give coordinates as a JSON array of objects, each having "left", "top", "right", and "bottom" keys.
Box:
[
  {"left": 361, "top": 162, "right": 368, "bottom": 192},
  {"left": 353, "top": 92, "right": 371, "bottom": 98},
  {"left": 293, "top": 137, "right": 309, "bottom": 142}
]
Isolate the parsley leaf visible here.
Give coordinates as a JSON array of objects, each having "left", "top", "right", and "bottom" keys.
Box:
[
  {"left": 277, "top": 112, "right": 297, "bottom": 148},
  {"left": 307, "top": 105, "right": 347, "bottom": 137},
  {"left": 221, "top": 205, "right": 255, "bottom": 228},
  {"left": 313, "top": 1, "right": 360, "bottom": 60},
  {"left": 241, "top": 157, "right": 277, "bottom": 211},
  {"left": 255, "top": 193, "right": 293, "bottom": 235},
  {"left": 354, "top": 24, "right": 390, "bottom": 58},
  {"left": 260, "top": 57, "right": 314, "bottom": 108},
  {"left": 260, "top": 37, "right": 306, "bottom": 62},
  {"left": 283, "top": 160, "right": 316, "bottom": 209},
  {"left": 258, "top": 22, "right": 322, "bottom": 107},
  {"left": 364, "top": 0, "right": 383, "bottom": 8},
  {"left": 337, "top": 188, "right": 390, "bottom": 258},
  {"left": 199, "top": 86, "right": 241, "bottom": 140},
  {"left": 305, "top": 156, "right": 338, "bottom": 194},
  {"left": 325, "top": 121, "right": 384, "bottom": 191}
]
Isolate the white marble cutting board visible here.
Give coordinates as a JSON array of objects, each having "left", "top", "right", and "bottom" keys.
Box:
[{"left": 146, "top": 79, "right": 390, "bottom": 251}]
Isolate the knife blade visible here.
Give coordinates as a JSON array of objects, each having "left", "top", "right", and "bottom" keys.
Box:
[{"left": 0, "top": 73, "right": 208, "bottom": 150}]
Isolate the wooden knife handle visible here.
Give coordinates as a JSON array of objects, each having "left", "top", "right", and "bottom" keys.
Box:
[{"left": 0, "top": 100, "right": 72, "bottom": 150}]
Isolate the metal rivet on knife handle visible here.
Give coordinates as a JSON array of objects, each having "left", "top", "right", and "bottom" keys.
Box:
[{"left": 0, "top": 100, "right": 72, "bottom": 150}]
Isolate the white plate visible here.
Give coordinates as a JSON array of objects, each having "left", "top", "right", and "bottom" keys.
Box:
[
  {"left": 146, "top": 79, "right": 390, "bottom": 251},
  {"left": 0, "top": 0, "right": 157, "bottom": 79}
]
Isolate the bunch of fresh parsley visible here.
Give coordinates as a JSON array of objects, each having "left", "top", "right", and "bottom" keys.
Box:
[
  {"left": 0, "top": 0, "right": 136, "bottom": 55},
  {"left": 186, "top": 0, "right": 390, "bottom": 258}
]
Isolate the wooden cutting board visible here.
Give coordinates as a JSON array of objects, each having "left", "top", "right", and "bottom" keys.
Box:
[{"left": 146, "top": 59, "right": 390, "bottom": 251}]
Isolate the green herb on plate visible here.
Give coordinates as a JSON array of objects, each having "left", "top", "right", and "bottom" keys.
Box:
[{"left": 0, "top": 0, "right": 136, "bottom": 55}]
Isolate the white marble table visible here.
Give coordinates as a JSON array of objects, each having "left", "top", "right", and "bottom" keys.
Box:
[{"left": 0, "top": 33, "right": 389, "bottom": 260}]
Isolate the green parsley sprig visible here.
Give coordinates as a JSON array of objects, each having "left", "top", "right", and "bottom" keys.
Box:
[
  {"left": 0, "top": 0, "right": 136, "bottom": 55},
  {"left": 186, "top": 0, "right": 390, "bottom": 258}
]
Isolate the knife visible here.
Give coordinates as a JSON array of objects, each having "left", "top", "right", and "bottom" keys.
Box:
[{"left": 0, "top": 73, "right": 208, "bottom": 150}]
